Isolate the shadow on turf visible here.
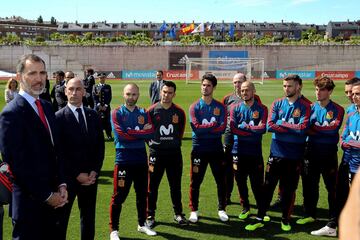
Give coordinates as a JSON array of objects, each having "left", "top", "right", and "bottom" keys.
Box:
[
  {"left": 157, "top": 216, "right": 292, "bottom": 239},
  {"left": 270, "top": 203, "right": 331, "bottom": 221}
]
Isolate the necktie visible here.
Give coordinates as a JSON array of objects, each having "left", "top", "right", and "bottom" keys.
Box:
[
  {"left": 35, "top": 99, "right": 49, "bottom": 133},
  {"left": 76, "top": 108, "right": 87, "bottom": 134}
]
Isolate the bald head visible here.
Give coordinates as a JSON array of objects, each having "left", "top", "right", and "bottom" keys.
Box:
[
  {"left": 123, "top": 83, "right": 139, "bottom": 94},
  {"left": 241, "top": 80, "right": 256, "bottom": 103},
  {"left": 241, "top": 80, "right": 255, "bottom": 91},
  {"left": 123, "top": 83, "right": 140, "bottom": 108},
  {"left": 65, "top": 78, "right": 85, "bottom": 107},
  {"left": 233, "top": 73, "right": 246, "bottom": 82},
  {"left": 233, "top": 73, "right": 247, "bottom": 94}
]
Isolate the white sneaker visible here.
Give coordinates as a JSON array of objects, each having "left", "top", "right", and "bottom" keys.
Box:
[
  {"left": 189, "top": 211, "right": 199, "bottom": 223},
  {"left": 311, "top": 226, "right": 337, "bottom": 237},
  {"left": 137, "top": 225, "right": 157, "bottom": 236},
  {"left": 218, "top": 210, "right": 229, "bottom": 222},
  {"left": 110, "top": 230, "right": 120, "bottom": 240}
]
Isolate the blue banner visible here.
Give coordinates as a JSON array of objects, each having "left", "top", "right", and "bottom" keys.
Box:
[
  {"left": 276, "top": 70, "right": 315, "bottom": 79},
  {"left": 208, "top": 51, "right": 248, "bottom": 70},
  {"left": 356, "top": 71, "right": 360, "bottom": 78},
  {"left": 122, "top": 70, "right": 156, "bottom": 79},
  {"left": 209, "top": 51, "right": 248, "bottom": 59}
]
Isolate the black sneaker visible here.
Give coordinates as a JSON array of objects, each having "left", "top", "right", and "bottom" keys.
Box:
[
  {"left": 174, "top": 214, "right": 188, "bottom": 226},
  {"left": 146, "top": 216, "right": 155, "bottom": 229}
]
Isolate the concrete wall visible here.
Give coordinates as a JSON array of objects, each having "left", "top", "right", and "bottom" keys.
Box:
[{"left": 0, "top": 45, "right": 359, "bottom": 75}]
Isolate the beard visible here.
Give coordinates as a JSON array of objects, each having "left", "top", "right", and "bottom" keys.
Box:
[
  {"left": 20, "top": 79, "right": 44, "bottom": 97},
  {"left": 286, "top": 92, "right": 296, "bottom": 98},
  {"left": 126, "top": 99, "right": 138, "bottom": 106}
]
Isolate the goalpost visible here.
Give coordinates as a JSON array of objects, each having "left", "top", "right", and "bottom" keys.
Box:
[{"left": 185, "top": 57, "right": 265, "bottom": 84}]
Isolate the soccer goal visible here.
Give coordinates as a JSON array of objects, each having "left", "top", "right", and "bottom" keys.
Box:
[{"left": 185, "top": 57, "right": 265, "bottom": 84}]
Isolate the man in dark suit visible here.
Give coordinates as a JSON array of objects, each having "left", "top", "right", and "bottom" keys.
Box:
[
  {"left": 83, "top": 68, "right": 95, "bottom": 108},
  {"left": 39, "top": 74, "right": 51, "bottom": 102},
  {"left": 93, "top": 72, "right": 112, "bottom": 140},
  {"left": 0, "top": 54, "right": 68, "bottom": 240},
  {"left": 55, "top": 77, "right": 104, "bottom": 240},
  {"left": 149, "top": 70, "right": 166, "bottom": 104},
  {"left": 51, "top": 70, "right": 67, "bottom": 111}
]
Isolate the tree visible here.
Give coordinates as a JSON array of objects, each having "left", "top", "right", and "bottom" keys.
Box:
[
  {"left": 50, "top": 17, "right": 57, "bottom": 25},
  {"left": 37, "top": 15, "right": 43, "bottom": 24}
]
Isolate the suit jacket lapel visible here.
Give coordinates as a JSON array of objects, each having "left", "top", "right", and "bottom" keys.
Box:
[{"left": 83, "top": 107, "right": 92, "bottom": 134}]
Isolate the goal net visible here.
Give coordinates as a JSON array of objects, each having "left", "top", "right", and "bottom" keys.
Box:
[{"left": 185, "top": 57, "right": 265, "bottom": 84}]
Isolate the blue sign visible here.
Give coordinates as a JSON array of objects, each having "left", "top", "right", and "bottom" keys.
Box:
[
  {"left": 356, "top": 71, "right": 360, "bottom": 78},
  {"left": 276, "top": 70, "right": 315, "bottom": 79},
  {"left": 122, "top": 70, "right": 156, "bottom": 79},
  {"left": 209, "top": 51, "right": 248, "bottom": 59},
  {"left": 208, "top": 51, "right": 248, "bottom": 70}
]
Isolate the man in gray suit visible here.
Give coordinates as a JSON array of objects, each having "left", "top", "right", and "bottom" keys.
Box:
[{"left": 149, "top": 70, "right": 166, "bottom": 104}]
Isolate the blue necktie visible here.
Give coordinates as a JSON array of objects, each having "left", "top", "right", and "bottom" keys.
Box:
[{"left": 76, "top": 108, "right": 87, "bottom": 134}]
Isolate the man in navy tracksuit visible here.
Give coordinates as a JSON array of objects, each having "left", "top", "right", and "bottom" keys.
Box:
[
  {"left": 341, "top": 82, "right": 360, "bottom": 182},
  {"left": 296, "top": 77, "right": 344, "bottom": 237},
  {"left": 188, "top": 73, "right": 228, "bottom": 223},
  {"left": 109, "top": 83, "right": 156, "bottom": 240},
  {"left": 245, "top": 74, "right": 311, "bottom": 232},
  {"left": 222, "top": 73, "right": 246, "bottom": 204},
  {"left": 223, "top": 73, "right": 263, "bottom": 205},
  {"left": 335, "top": 77, "right": 360, "bottom": 230},
  {"left": 146, "top": 81, "right": 187, "bottom": 228},
  {"left": 230, "top": 81, "right": 268, "bottom": 220}
]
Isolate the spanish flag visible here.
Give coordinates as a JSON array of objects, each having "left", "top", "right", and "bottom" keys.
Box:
[{"left": 181, "top": 23, "right": 194, "bottom": 34}]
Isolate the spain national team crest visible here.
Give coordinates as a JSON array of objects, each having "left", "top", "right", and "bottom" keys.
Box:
[
  {"left": 172, "top": 114, "right": 179, "bottom": 124},
  {"left": 138, "top": 115, "right": 145, "bottom": 124},
  {"left": 326, "top": 111, "right": 334, "bottom": 119},
  {"left": 118, "top": 178, "right": 125, "bottom": 187},
  {"left": 292, "top": 108, "right": 301, "bottom": 118},
  {"left": 213, "top": 107, "right": 220, "bottom": 116},
  {"left": 252, "top": 111, "right": 259, "bottom": 119}
]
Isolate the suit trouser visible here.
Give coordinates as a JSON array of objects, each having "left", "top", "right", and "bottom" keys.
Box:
[
  {"left": 109, "top": 163, "right": 148, "bottom": 231},
  {"left": 224, "top": 145, "right": 235, "bottom": 201},
  {"left": 98, "top": 107, "right": 112, "bottom": 138},
  {"left": 12, "top": 200, "right": 57, "bottom": 240},
  {"left": 56, "top": 181, "right": 98, "bottom": 240},
  {"left": 189, "top": 150, "right": 226, "bottom": 211},
  {"left": 257, "top": 156, "right": 301, "bottom": 222},
  {"left": 147, "top": 151, "right": 183, "bottom": 217},
  {"left": 233, "top": 153, "right": 264, "bottom": 209},
  {"left": 301, "top": 151, "right": 338, "bottom": 222}
]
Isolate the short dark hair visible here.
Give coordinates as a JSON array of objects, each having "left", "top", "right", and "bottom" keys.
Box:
[
  {"left": 16, "top": 54, "right": 45, "bottom": 73},
  {"left": 202, "top": 73, "right": 217, "bottom": 87},
  {"left": 284, "top": 74, "right": 302, "bottom": 86},
  {"left": 313, "top": 76, "right": 335, "bottom": 91},
  {"left": 56, "top": 70, "right": 65, "bottom": 77},
  {"left": 157, "top": 70, "right": 163, "bottom": 75},
  {"left": 162, "top": 81, "right": 176, "bottom": 92},
  {"left": 87, "top": 68, "right": 94, "bottom": 75},
  {"left": 352, "top": 81, "right": 360, "bottom": 87},
  {"left": 345, "top": 77, "right": 360, "bottom": 85}
]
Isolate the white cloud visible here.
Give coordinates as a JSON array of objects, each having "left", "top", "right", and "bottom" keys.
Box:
[
  {"left": 230, "top": 0, "right": 271, "bottom": 7},
  {"left": 291, "top": 0, "right": 317, "bottom": 5}
]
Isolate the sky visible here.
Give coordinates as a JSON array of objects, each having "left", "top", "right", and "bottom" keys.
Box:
[{"left": 0, "top": 0, "right": 359, "bottom": 25}]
